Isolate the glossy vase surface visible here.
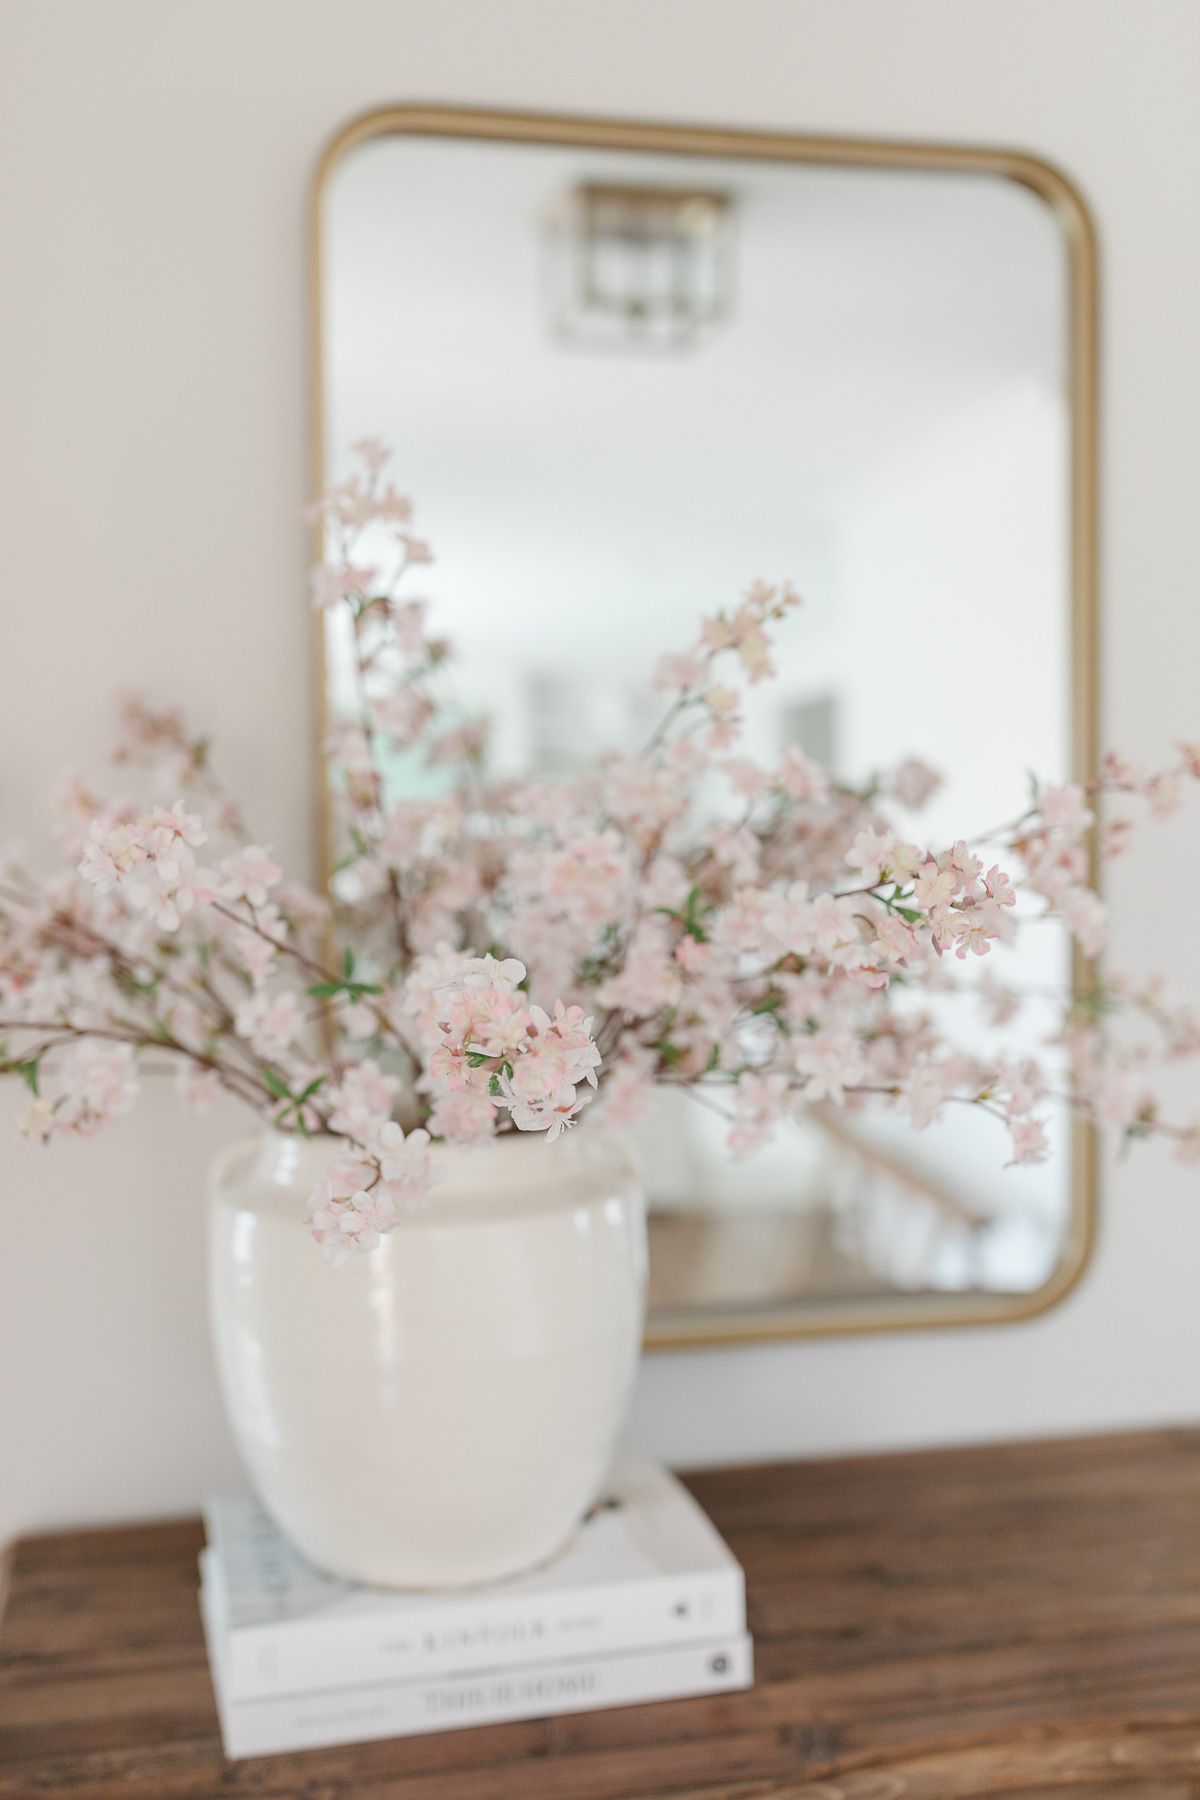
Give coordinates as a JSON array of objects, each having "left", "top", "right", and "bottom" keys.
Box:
[{"left": 209, "top": 1128, "right": 647, "bottom": 1587}]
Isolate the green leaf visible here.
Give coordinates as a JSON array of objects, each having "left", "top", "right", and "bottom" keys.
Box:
[
  {"left": 261, "top": 1069, "right": 292, "bottom": 1101},
  {"left": 17, "top": 1057, "right": 41, "bottom": 1096},
  {"left": 305, "top": 980, "right": 345, "bottom": 1000},
  {"left": 488, "top": 1072, "right": 502, "bottom": 1097},
  {"left": 295, "top": 1076, "right": 327, "bottom": 1104},
  {"left": 682, "top": 884, "right": 712, "bottom": 943}
]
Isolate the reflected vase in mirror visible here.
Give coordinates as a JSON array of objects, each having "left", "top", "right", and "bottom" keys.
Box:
[{"left": 209, "top": 1129, "right": 647, "bottom": 1587}]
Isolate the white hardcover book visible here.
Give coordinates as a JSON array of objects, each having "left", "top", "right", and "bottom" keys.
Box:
[
  {"left": 203, "top": 1453, "right": 745, "bottom": 1699},
  {"left": 201, "top": 1563, "right": 752, "bottom": 1760}
]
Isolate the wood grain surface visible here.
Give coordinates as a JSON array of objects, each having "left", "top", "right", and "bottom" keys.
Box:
[{"left": 3, "top": 1428, "right": 1200, "bottom": 1798}]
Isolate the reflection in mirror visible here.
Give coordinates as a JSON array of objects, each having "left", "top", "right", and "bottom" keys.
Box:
[{"left": 316, "top": 118, "right": 1092, "bottom": 1342}]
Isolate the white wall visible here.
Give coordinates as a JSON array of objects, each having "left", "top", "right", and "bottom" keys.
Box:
[{"left": 2, "top": 0, "right": 1198, "bottom": 1543}]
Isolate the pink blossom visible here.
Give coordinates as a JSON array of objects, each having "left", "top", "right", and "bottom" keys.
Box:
[
  {"left": 706, "top": 824, "right": 761, "bottom": 886},
  {"left": 79, "top": 820, "right": 146, "bottom": 893},
  {"left": 465, "top": 989, "right": 532, "bottom": 1058},
  {"left": 779, "top": 747, "right": 830, "bottom": 803},
  {"left": 59, "top": 1041, "right": 139, "bottom": 1134},
  {"left": 914, "top": 861, "right": 957, "bottom": 911},
  {"left": 452, "top": 954, "right": 526, "bottom": 994},
  {"left": 1088, "top": 1068, "right": 1150, "bottom": 1131},
  {"left": 728, "top": 1072, "right": 789, "bottom": 1155},
  {"left": 901, "top": 1063, "right": 955, "bottom": 1130},
  {"left": 1006, "top": 1116, "right": 1050, "bottom": 1166},
  {"left": 703, "top": 684, "right": 743, "bottom": 748},
  {"left": 598, "top": 1048, "right": 656, "bottom": 1128},
  {"left": 1102, "top": 817, "right": 1135, "bottom": 859},
  {"left": 226, "top": 901, "right": 284, "bottom": 986},
  {"left": 807, "top": 893, "right": 862, "bottom": 961},
  {"left": 845, "top": 827, "right": 897, "bottom": 886},
  {"left": 793, "top": 1032, "right": 864, "bottom": 1105},
  {"left": 149, "top": 801, "right": 206, "bottom": 848},
  {"left": 542, "top": 830, "right": 632, "bottom": 927},
  {"left": 602, "top": 758, "right": 686, "bottom": 837},
  {"left": 426, "top": 1087, "right": 497, "bottom": 1142},
  {"left": 1101, "top": 750, "right": 1144, "bottom": 789},
  {"left": 371, "top": 688, "right": 433, "bottom": 746},
  {"left": 309, "top": 1182, "right": 397, "bottom": 1265},
  {"left": 983, "top": 865, "right": 1016, "bottom": 908},
  {"left": 351, "top": 436, "right": 392, "bottom": 476},
  {"left": 529, "top": 1001, "right": 602, "bottom": 1089},
  {"left": 1146, "top": 771, "right": 1183, "bottom": 819},
  {"left": 996, "top": 1058, "right": 1046, "bottom": 1118},
  {"left": 721, "top": 757, "right": 770, "bottom": 804},
  {"left": 326, "top": 1058, "right": 400, "bottom": 1140},
  {"left": 176, "top": 1064, "right": 222, "bottom": 1114},
  {"left": 126, "top": 852, "right": 215, "bottom": 933},
  {"left": 949, "top": 904, "right": 1003, "bottom": 960},
  {"left": 219, "top": 846, "right": 282, "bottom": 909},
  {"left": 596, "top": 926, "right": 682, "bottom": 1016},
  {"left": 14, "top": 1097, "right": 57, "bottom": 1143},
  {"left": 398, "top": 534, "right": 434, "bottom": 567},
  {"left": 374, "top": 1121, "right": 438, "bottom": 1203},
  {"left": 500, "top": 1077, "right": 592, "bottom": 1140},
  {"left": 653, "top": 650, "right": 705, "bottom": 693},
  {"left": 720, "top": 885, "right": 780, "bottom": 958},
  {"left": 1038, "top": 783, "right": 1094, "bottom": 840},
  {"left": 310, "top": 563, "right": 378, "bottom": 611},
  {"left": 874, "top": 911, "right": 920, "bottom": 968},
  {"left": 389, "top": 599, "right": 428, "bottom": 657},
  {"left": 888, "top": 758, "right": 942, "bottom": 809},
  {"left": 234, "top": 988, "right": 303, "bottom": 1059},
  {"left": 978, "top": 972, "right": 1021, "bottom": 1027},
  {"left": 1058, "top": 887, "right": 1107, "bottom": 955}
]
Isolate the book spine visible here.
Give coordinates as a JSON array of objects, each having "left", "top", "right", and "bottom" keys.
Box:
[
  {"left": 222, "top": 1566, "right": 746, "bottom": 1698},
  {"left": 211, "top": 1628, "right": 754, "bottom": 1759}
]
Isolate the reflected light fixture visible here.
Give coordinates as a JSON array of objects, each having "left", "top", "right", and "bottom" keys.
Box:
[{"left": 542, "top": 182, "right": 734, "bottom": 351}]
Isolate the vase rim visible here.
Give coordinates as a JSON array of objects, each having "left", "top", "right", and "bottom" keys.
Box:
[{"left": 213, "top": 1122, "right": 640, "bottom": 1229}]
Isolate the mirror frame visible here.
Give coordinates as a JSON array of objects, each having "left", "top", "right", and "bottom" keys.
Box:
[{"left": 308, "top": 104, "right": 1099, "bottom": 1349}]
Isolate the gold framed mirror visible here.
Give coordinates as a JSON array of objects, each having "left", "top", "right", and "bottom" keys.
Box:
[{"left": 309, "top": 106, "right": 1097, "bottom": 1348}]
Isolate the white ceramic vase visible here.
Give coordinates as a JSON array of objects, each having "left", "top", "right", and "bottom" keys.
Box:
[{"left": 208, "top": 1127, "right": 647, "bottom": 1588}]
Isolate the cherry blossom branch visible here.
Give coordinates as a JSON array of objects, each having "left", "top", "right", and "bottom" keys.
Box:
[{"left": 0, "top": 1017, "right": 272, "bottom": 1115}]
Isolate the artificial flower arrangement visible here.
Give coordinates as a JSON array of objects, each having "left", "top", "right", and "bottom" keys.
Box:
[{"left": 4, "top": 438, "right": 1198, "bottom": 1261}]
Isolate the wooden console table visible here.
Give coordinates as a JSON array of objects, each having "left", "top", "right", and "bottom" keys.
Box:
[{"left": 3, "top": 1429, "right": 1200, "bottom": 1797}]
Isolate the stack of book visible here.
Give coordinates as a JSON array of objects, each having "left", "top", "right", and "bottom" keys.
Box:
[{"left": 200, "top": 1453, "right": 752, "bottom": 1758}]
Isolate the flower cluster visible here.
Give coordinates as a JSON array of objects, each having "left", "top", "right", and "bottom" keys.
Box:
[{"left": 3, "top": 437, "right": 1198, "bottom": 1262}]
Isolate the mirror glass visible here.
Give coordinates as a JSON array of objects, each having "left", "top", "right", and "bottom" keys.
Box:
[{"left": 317, "top": 119, "right": 1088, "bottom": 1341}]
